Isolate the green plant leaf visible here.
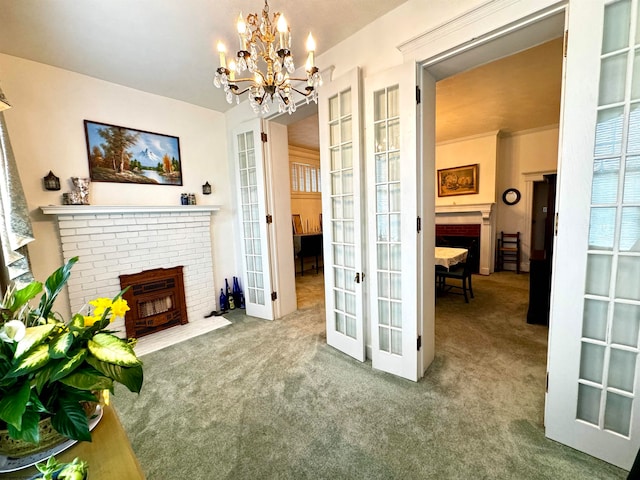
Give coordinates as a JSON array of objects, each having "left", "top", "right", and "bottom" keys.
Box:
[
  {"left": 9, "top": 281, "right": 43, "bottom": 312},
  {"left": 86, "top": 356, "right": 143, "bottom": 393},
  {"left": 37, "top": 256, "right": 78, "bottom": 320},
  {"left": 49, "top": 332, "right": 74, "bottom": 359},
  {"left": 28, "top": 387, "right": 48, "bottom": 414},
  {"left": 8, "top": 344, "right": 50, "bottom": 378},
  {"left": 59, "top": 369, "right": 113, "bottom": 391},
  {"left": 69, "top": 313, "right": 85, "bottom": 330},
  {"left": 0, "top": 380, "right": 30, "bottom": 429},
  {"left": 49, "top": 348, "right": 88, "bottom": 383},
  {"left": 87, "top": 333, "right": 141, "bottom": 367},
  {"left": 14, "top": 324, "right": 56, "bottom": 359},
  {"left": 7, "top": 409, "right": 40, "bottom": 444},
  {"left": 34, "top": 362, "right": 56, "bottom": 394},
  {"left": 51, "top": 398, "right": 91, "bottom": 442}
]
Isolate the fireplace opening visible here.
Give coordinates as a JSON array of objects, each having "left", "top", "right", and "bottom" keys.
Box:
[
  {"left": 436, "top": 224, "right": 481, "bottom": 273},
  {"left": 119, "top": 266, "right": 188, "bottom": 338}
]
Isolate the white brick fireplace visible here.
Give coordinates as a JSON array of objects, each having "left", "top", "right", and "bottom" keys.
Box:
[{"left": 41, "top": 205, "right": 220, "bottom": 338}]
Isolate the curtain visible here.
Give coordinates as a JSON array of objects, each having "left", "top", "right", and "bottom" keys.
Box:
[{"left": 0, "top": 92, "right": 35, "bottom": 288}]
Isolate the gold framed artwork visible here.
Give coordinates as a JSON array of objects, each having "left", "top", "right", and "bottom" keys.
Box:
[{"left": 437, "top": 164, "right": 479, "bottom": 197}]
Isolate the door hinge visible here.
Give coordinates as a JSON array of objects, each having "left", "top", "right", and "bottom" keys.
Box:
[
  {"left": 261, "top": 132, "right": 268, "bottom": 143},
  {"left": 266, "top": 214, "right": 273, "bottom": 224},
  {"left": 554, "top": 213, "right": 559, "bottom": 236},
  {"left": 417, "top": 216, "right": 422, "bottom": 233},
  {"left": 271, "top": 291, "right": 277, "bottom": 301},
  {"left": 416, "top": 86, "right": 421, "bottom": 105},
  {"left": 563, "top": 30, "right": 568, "bottom": 58},
  {"left": 417, "top": 335, "right": 422, "bottom": 351},
  {"left": 546, "top": 372, "right": 549, "bottom": 393}
]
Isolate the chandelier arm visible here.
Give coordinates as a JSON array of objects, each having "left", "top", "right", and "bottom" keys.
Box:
[
  {"left": 228, "top": 86, "right": 253, "bottom": 96},
  {"left": 290, "top": 86, "right": 314, "bottom": 97}
]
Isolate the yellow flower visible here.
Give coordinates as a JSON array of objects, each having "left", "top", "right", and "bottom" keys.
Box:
[
  {"left": 111, "top": 298, "right": 130, "bottom": 318},
  {"left": 83, "top": 315, "right": 100, "bottom": 327},
  {"left": 88, "top": 297, "right": 112, "bottom": 320}
]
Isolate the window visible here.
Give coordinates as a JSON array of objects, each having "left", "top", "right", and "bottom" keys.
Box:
[{"left": 291, "top": 162, "right": 321, "bottom": 193}]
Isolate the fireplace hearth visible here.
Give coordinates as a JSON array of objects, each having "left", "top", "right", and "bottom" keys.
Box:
[{"left": 119, "top": 266, "right": 188, "bottom": 338}]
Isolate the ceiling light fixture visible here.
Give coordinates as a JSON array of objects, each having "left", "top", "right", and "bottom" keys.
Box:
[{"left": 213, "top": 0, "right": 322, "bottom": 115}]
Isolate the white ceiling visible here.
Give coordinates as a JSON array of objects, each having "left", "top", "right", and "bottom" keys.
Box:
[
  {"left": 0, "top": 1, "right": 564, "bottom": 147},
  {"left": 0, "top": 0, "right": 409, "bottom": 113}
]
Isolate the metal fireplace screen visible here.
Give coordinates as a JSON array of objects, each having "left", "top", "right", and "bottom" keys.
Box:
[{"left": 119, "top": 266, "right": 188, "bottom": 338}]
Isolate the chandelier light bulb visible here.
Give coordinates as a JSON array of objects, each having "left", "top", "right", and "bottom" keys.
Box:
[
  {"left": 306, "top": 33, "right": 316, "bottom": 67},
  {"left": 237, "top": 13, "right": 246, "bottom": 34},
  {"left": 277, "top": 14, "right": 288, "bottom": 50},
  {"left": 217, "top": 41, "right": 227, "bottom": 68},
  {"left": 237, "top": 13, "right": 247, "bottom": 50}
]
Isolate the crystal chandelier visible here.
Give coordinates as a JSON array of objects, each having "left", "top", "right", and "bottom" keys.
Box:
[{"left": 213, "top": 0, "right": 322, "bottom": 115}]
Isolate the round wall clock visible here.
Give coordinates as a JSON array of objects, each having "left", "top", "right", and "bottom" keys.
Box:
[{"left": 502, "top": 188, "right": 521, "bottom": 205}]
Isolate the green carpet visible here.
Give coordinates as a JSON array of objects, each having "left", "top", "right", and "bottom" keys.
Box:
[{"left": 114, "top": 272, "right": 628, "bottom": 479}]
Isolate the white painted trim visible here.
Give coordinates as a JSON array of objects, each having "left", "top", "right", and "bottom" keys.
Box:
[
  {"left": 435, "top": 203, "right": 494, "bottom": 220},
  {"left": 404, "top": 2, "right": 566, "bottom": 67},
  {"left": 40, "top": 205, "right": 221, "bottom": 215},
  {"left": 397, "top": 0, "right": 521, "bottom": 56}
]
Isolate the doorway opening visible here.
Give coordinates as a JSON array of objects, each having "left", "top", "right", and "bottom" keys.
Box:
[
  {"left": 425, "top": 2, "right": 565, "bottom": 427},
  {"left": 271, "top": 107, "right": 325, "bottom": 311}
]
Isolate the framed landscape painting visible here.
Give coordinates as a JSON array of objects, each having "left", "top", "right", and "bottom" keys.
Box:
[
  {"left": 437, "top": 164, "right": 479, "bottom": 197},
  {"left": 84, "top": 120, "right": 183, "bottom": 186}
]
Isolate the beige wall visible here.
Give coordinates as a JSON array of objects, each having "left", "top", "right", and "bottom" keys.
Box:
[
  {"left": 0, "top": 53, "right": 235, "bottom": 316},
  {"left": 497, "top": 125, "right": 559, "bottom": 267},
  {"left": 435, "top": 131, "right": 499, "bottom": 206}
]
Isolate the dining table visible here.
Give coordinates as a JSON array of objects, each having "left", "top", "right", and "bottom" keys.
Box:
[{"left": 435, "top": 246, "right": 468, "bottom": 270}]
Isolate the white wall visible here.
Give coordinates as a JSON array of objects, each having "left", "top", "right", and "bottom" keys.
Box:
[
  {"left": 0, "top": 53, "right": 235, "bottom": 317},
  {"left": 497, "top": 125, "right": 559, "bottom": 267}
]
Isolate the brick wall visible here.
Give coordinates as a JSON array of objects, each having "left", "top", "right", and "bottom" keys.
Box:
[
  {"left": 435, "top": 224, "right": 481, "bottom": 237},
  {"left": 53, "top": 209, "right": 216, "bottom": 337}
]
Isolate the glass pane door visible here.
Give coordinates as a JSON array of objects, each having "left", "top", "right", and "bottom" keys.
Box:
[
  {"left": 578, "top": 0, "right": 640, "bottom": 441},
  {"left": 546, "top": 0, "right": 640, "bottom": 469},
  {"left": 366, "top": 62, "right": 419, "bottom": 381},
  {"left": 319, "top": 68, "right": 365, "bottom": 361},
  {"left": 234, "top": 121, "right": 273, "bottom": 320}
]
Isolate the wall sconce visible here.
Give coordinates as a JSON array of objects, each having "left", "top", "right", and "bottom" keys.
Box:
[
  {"left": 202, "top": 181, "right": 212, "bottom": 195},
  {"left": 43, "top": 171, "right": 61, "bottom": 191}
]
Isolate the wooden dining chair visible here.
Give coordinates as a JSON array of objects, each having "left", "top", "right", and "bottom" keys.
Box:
[
  {"left": 496, "top": 231, "right": 521, "bottom": 273},
  {"left": 436, "top": 247, "right": 474, "bottom": 303}
]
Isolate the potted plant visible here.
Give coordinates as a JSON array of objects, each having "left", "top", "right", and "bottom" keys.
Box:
[{"left": 0, "top": 257, "right": 143, "bottom": 457}]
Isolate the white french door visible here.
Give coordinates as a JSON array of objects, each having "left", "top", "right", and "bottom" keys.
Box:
[
  {"left": 365, "top": 62, "right": 421, "bottom": 381},
  {"left": 546, "top": 0, "right": 640, "bottom": 469},
  {"left": 233, "top": 120, "right": 274, "bottom": 320},
  {"left": 318, "top": 68, "right": 366, "bottom": 361}
]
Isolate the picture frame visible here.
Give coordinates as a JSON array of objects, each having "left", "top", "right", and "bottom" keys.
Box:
[
  {"left": 84, "top": 120, "right": 183, "bottom": 186},
  {"left": 292, "top": 214, "right": 303, "bottom": 234},
  {"left": 437, "top": 164, "right": 479, "bottom": 197}
]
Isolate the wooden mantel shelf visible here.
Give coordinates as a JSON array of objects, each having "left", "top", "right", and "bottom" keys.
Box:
[{"left": 40, "top": 205, "right": 221, "bottom": 215}]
